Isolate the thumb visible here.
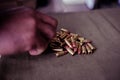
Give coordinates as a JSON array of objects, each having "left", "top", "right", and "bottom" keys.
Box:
[
  {"left": 28, "top": 41, "right": 48, "bottom": 56},
  {"left": 28, "top": 48, "right": 44, "bottom": 56}
]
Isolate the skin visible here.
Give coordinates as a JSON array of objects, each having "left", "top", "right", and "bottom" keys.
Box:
[{"left": 0, "top": 7, "right": 58, "bottom": 56}]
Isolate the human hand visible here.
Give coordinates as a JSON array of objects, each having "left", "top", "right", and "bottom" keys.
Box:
[{"left": 0, "top": 7, "right": 57, "bottom": 56}]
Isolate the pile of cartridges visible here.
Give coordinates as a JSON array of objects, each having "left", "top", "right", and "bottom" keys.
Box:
[{"left": 49, "top": 28, "right": 96, "bottom": 57}]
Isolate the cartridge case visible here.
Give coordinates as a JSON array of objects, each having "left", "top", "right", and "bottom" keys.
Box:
[
  {"left": 64, "top": 38, "right": 73, "bottom": 48},
  {"left": 50, "top": 43, "right": 58, "bottom": 48},
  {"left": 56, "top": 32, "right": 60, "bottom": 37},
  {"left": 71, "top": 36, "right": 76, "bottom": 47},
  {"left": 61, "top": 28, "right": 69, "bottom": 32},
  {"left": 82, "top": 46, "right": 87, "bottom": 54},
  {"left": 51, "top": 37, "right": 60, "bottom": 42},
  {"left": 52, "top": 48, "right": 63, "bottom": 52},
  {"left": 85, "top": 45, "right": 92, "bottom": 53},
  {"left": 78, "top": 37, "right": 85, "bottom": 43},
  {"left": 55, "top": 51, "right": 67, "bottom": 57},
  {"left": 79, "top": 42, "right": 83, "bottom": 46},
  {"left": 71, "top": 36, "right": 75, "bottom": 42},
  {"left": 60, "top": 42, "right": 66, "bottom": 47},
  {"left": 87, "top": 43, "right": 95, "bottom": 50},
  {"left": 65, "top": 46, "right": 75, "bottom": 55},
  {"left": 59, "top": 32, "right": 68, "bottom": 39},
  {"left": 78, "top": 44, "right": 81, "bottom": 54},
  {"left": 83, "top": 39, "right": 91, "bottom": 43},
  {"left": 73, "top": 47, "right": 77, "bottom": 53},
  {"left": 70, "top": 33, "right": 78, "bottom": 40},
  {"left": 66, "top": 34, "right": 72, "bottom": 39}
]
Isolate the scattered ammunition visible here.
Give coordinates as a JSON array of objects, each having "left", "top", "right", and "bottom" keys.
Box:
[
  {"left": 65, "top": 46, "right": 75, "bottom": 55},
  {"left": 85, "top": 45, "right": 92, "bottom": 53},
  {"left": 87, "top": 43, "right": 96, "bottom": 50},
  {"left": 52, "top": 48, "right": 63, "bottom": 52},
  {"left": 64, "top": 38, "right": 73, "bottom": 48},
  {"left": 82, "top": 46, "right": 87, "bottom": 54},
  {"left": 49, "top": 28, "right": 96, "bottom": 57},
  {"left": 55, "top": 51, "right": 67, "bottom": 57}
]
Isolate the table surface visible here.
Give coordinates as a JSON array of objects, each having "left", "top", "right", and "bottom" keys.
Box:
[{"left": 0, "top": 8, "right": 120, "bottom": 80}]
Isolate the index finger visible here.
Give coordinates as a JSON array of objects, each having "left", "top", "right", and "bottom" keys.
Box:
[{"left": 36, "top": 11, "right": 58, "bottom": 27}]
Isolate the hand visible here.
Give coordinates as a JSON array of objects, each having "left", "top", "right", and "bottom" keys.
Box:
[{"left": 0, "top": 7, "right": 57, "bottom": 56}]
